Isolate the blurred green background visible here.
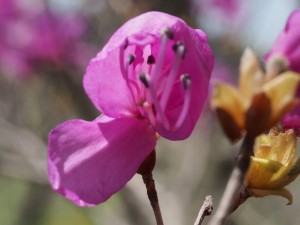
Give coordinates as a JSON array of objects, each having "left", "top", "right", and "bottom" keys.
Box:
[{"left": 1, "top": 0, "right": 300, "bottom": 225}]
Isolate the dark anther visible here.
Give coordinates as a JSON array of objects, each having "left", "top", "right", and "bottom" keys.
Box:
[
  {"left": 172, "top": 41, "right": 182, "bottom": 51},
  {"left": 172, "top": 41, "right": 186, "bottom": 59},
  {"left": 128, "top": 54, "right": 135, "bottom": 65},
  {"left": 162, "top": 27, "right": 174, "bottom": 39},
  {"left": 147, "top": 55, "right": 156, "bottom": 65},
  {"left": 139, "top": 73, "right": 150, "bottom": 88},
  {"left": 181, "top": 74, "right": 191, "bottom": 90}
]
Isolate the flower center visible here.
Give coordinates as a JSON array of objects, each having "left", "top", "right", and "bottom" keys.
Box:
[{"left": 119, "top": 27, "right": 192, "bottom": 131}]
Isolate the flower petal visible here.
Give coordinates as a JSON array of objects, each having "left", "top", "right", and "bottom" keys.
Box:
[
  {"left": 83, "top": 51, "right": 138, "bottom": 118},
  {"left": 239, "top": 48, "right": 264, "bottom": 99},
  {"left": 83, "top": 11, "right": 213, "bottom": 139},
  {"left": 288, "top": 156, "right": 300, "bottom": 177},
  {"left": 48, "top": 115, "right": 156, "bottom": 206},
  {"left": 250, "top": 188, "right": 293, "bottom": 205},
  {"left": 153, "top": 25, "right": 213, "bottom": 140},
  {"left": 266, "top": 10, "right": 300, "bottom": 73},
  {"left": 251, "top": 157, "right": 283, "bottom": 173},
  {"left": 282, "top": 86, "right": 300, "bottom": 133},
  {"left": 247, "top": 157, "right": 274, "bottom": 188},
  {"left": 211, "top": 82, "right": 245, "bottom": 127},
  {"left": 83, "top": 12, "right": 202, "bottom": 117},
  {"left": 211, "top": 82, "right": 244, "bottom": 141},
  {"left": 262, "top": 71, "right": 300, "bottom": 126}
]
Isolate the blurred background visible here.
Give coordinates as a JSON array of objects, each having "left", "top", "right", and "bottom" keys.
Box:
[{"left": 1, "top": 0, "right": 300, "bottom": 224}]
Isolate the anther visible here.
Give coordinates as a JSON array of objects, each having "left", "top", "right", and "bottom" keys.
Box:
[
  {"left": 161, "top": 27, "right": 174, "bottom": 39},
  {"left": 139, "top": 73, "right": 150, "bottom": 88},
  {"left": 181, "top": 74, "right": 191, "bottom": 90},
  {"left": 128, "top": 54, "right": 135, "bottom": 65},
  {"left": 172, "top": 42, "right": 186, "bottom": 59},
  {"left": 147, "top": 55, "right": 156, "bottom": 65}
]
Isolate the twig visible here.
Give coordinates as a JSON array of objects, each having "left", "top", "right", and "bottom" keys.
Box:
[
  {"left": 229, "top": 185, "right": 251, "bottom": 213},
  {"left": 194, "top": 195, "right": 213, "bottom": 225},
  {"left": 142, "top": 173, "right": 164, "bottom": 225},
  {"left": 208, "top": 135, "right": 255, "bottom": 225}
]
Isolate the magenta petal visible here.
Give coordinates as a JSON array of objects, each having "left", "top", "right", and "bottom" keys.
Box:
[
  {"left": 83, "top": 51, "right": 138, "bottom": 118},
  {"left": 83, "top": 12, "right": 181, "bottom": 117},
  {"left": 83, "top": 12, "right": 213, "bottom": 121},
  {"left": 153, "top": 27, "right": 213, "bottom": 140},
  {"left": 83, "top": 11, "right": 213, "bottom": 140},
  {"left": 282, "top": 114, "right": 300, "bottom": 133},
  {"left": 48, "top": 115, "right": 156, "bottom": 206},
  {"left": 266, "top": 10, "right": 300, "bottom": 73},
  {"left": 282, "top": 86, "right": 300, "bottom": 134}
]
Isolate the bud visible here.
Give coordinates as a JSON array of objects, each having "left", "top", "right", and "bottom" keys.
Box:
[{"left": 245, "top": 129, "right": 300, "bottom": 204}]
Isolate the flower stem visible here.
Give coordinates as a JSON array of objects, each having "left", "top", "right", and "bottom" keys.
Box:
[
  {"left": 194, "top": 195, "right": 213, "bottom": 225},
  {"left": 208, "top": 135, "right": 255, "bottom": 225},
  {"left": 142, "top": 173, "right": 164, "bottom": 225}
]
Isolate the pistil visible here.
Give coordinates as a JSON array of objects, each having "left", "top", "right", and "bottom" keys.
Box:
[{"left": 139, "top": 73, "right": 170, "bottom": 129}]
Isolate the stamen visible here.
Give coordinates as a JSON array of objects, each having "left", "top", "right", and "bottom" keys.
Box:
[
  {"left": 128, "top": 54, "right": 135, "bottom": 65},
  {"left": 147, "top": 55, "right": 155, "bottom": 64},
  {"left": 161, "top": 27, "right": 174, "bottom": 40},
  {"left": 172, "top": 41, "right": 186, "bottom": 59},
  {"left": 181, "top": 73, "right": 191, "bottom": 90},
  {"left": 119, "top": 42, "right": 128, "bottom": 81},
  {"left": 142, "top": 102, "right": 156, "bottom": 125},
  {"left": 151, "top": 27, "right": 173, "bottom": 85},
  {"left": 174, "top": 74, "right": 192, "bottom": 130},
  {"left": 139, "top": 73, "right": 150, "bottom": 88},
  {"left": 160, "top": 43, "right": 186, "bottom": 111},
  {"left": 146, "top": 55, "right": 155, "bottom": 74},
  {"left": 128, "top": 61, "right": 142, "bottom": 97},
  {"left": 119, "top": 43, "right": 141, "bottom": 102},
  {"left": 139, "top": 73, "right": 170, "bottom": 129}
]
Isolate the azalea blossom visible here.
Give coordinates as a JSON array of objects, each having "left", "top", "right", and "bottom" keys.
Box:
[
  {"left": 265, "top": 10, "right": 300, "bottom": 133},
  {"left": 246, "top": 129, "right": 300, "bottom": 204},
  {"left": 266, "top": 10, "right": 300, "bottom": 74},
  {"left": 207, "top": 0, "right": 240, "bottom": 18},
  {"left": 48, "top": 11, "right": 214, "bottom": 206},
  {"left": 282, "top": 86, "right": 300, "bottom": 134},
  {"left": 0, "top": 0, "right": 91, "bottom": 79},
  {"left": 190, "top": 0, "right": 241, "bottom": 19}
]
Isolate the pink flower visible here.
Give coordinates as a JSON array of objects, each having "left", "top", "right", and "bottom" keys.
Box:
[
  {"left": 48, "top": 11, "right": 214, "bottom": 206},
  {"left": 282, "top": 86, "right": 300, "bottom": 133},
  {"left": 189, "top": 0, "right": 242, "bottom": 20},
  {"left": 0, "top": 0, "right": 91, "bottom": 79},
  {"left": 209, "top": 0, "right": 240, "bottom": 18},
  {"left": 266, "top": 10, "right": 300, "bottom": 133},
  {"left": 266, "top": 10, "right": 300, "bottom": 73},
  {"left": 26, "top": 13, "right": 89, "bottom": 67}
]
